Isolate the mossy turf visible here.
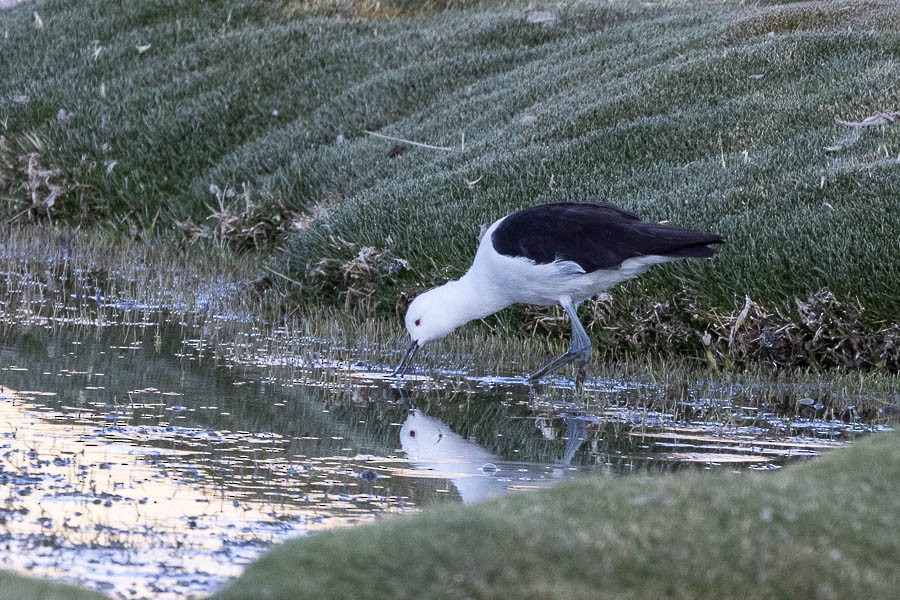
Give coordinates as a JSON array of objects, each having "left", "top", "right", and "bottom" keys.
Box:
[
  {"left": 213, "top": 431, "right": 900, "bottom": 600},
  {"left": 2, "top": 0, "right": 898, "bottom": 335},
  {"left": 0, "top": 570, "right": 109, "bottom": 600}
]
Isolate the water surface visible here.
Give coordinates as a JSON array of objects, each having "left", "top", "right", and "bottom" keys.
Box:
[{"left": 0, "top": 313, "right": 887, "bottom": 599}]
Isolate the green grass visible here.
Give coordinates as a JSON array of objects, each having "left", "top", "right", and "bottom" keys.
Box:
[
  {"left": 274, "top": 0, "right": 900, "bottom": 323},
  {"left": 0, "top": 570, "right": 108, "bottom": 600},
  {"left": 2, "top": 0, "right": 898, "bottom": 368},
  {"left": 212, "top": 430, "right": 900, "bottom": 600}
]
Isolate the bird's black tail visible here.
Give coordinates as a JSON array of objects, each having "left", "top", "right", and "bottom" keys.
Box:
[{"left": 628, "top": 222, "right": 725, "bottom": 260}]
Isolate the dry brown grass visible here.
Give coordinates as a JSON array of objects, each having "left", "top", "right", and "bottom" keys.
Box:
[
  {"left": 1, "top": 141, "right": 68, "bottom": 225},
  {"left": 519, "top": 288, "right": 899, "bottom": 372},
  {"left": 308, "top": 236, "right": 410, "bottom": 311},
  {"left": 176, "top": 183, "right": 300, "bottom": 251}
]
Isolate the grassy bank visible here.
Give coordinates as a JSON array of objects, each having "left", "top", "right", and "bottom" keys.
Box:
[
  {"left": 2, "top": 0, "right": 898, "bottom": 369},
  {"left": 1, "top": 226, "right": 898, "bottom": 414}
]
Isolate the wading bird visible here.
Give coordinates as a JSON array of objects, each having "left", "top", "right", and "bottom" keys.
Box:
[{"left": 394, "top": 202, "right": 723, "bottom": 386}]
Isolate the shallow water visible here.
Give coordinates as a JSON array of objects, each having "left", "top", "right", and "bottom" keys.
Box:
[{"left": 0, "top": 309, "right": 889, "bottom": 599}]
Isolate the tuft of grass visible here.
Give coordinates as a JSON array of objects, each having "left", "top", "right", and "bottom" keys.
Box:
[{"left": 213, "top": 430, "right": 900, "bottom": 600}]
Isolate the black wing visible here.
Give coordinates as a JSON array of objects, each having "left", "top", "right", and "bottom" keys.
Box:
[{"left": 491, "top": 202, "right": 724, "bottom": 273}]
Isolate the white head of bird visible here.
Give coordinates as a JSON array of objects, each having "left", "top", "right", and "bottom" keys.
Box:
[
  {"left": 394, "top": 277, "right": 499, "bottom": 376},
  {"left": 403, "top": 280, "right": 478, "bottom": 346}
]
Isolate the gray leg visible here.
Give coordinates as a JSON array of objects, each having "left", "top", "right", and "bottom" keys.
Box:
[{"left": 528, "top": 298, "right": 592, "bottom": 387}]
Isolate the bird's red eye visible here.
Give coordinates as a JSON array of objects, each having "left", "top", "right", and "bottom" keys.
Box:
[{"left": 414, "top": 319, "right": 421, "bottom": 326}]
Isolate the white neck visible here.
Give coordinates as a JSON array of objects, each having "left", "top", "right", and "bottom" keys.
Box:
[
  {"left": 437, "top": 273, "right": 511, "bottom": 329},
  {"left": 408, "top": 258, "right": 517, "bottom": 345}
]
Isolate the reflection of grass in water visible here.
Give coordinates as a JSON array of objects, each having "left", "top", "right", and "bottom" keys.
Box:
[
  {"left": 399, "top": 376, "right": 886, "bottom": 470},
  {"left": 0, "top": 227, "right": 265, "bottom": 324},
  {"left": 234, "top": 317, "right": 893, "bottom": 470},
  {"left": 0, "top": 385, "right": 422, "bottom": 598}
]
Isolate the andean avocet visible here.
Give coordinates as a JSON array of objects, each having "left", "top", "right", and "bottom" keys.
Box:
[{"left": 394, "top": 202, "right": 724, "bottom": 386}]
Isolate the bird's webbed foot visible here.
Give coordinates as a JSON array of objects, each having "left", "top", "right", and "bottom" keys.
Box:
[{"left": 528, "top": 345, "right": 589, "bottom": 384}]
